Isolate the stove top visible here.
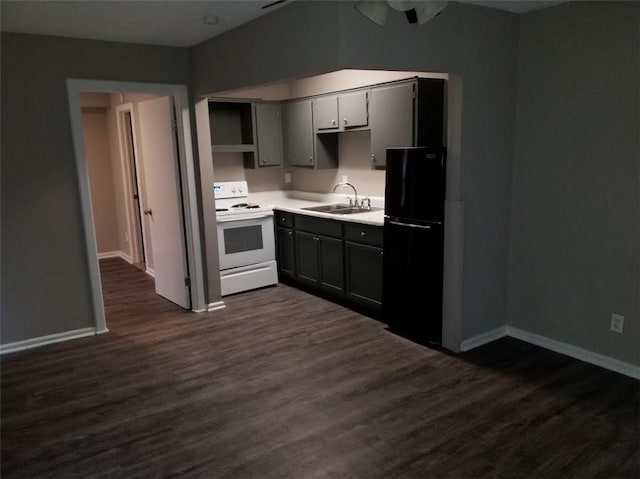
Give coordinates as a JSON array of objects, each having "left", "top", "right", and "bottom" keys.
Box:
[{"left": 214, "top": 181, "right": 273, "bottom": 217}]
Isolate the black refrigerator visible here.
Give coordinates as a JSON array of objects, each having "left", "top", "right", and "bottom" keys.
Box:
[{"left": 382, "top": 146, "right": 446, "bottom": 345}]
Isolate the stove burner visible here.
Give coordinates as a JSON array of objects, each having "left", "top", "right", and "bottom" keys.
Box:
[{"left": 230, "top": 202, "right": 260, "bottom": 209}]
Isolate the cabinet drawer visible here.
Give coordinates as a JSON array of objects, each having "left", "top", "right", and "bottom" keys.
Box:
[
  {"left": 295, "top": 215, "right": 342, "bottom": 238},
  {"left": 275, "top": 210, "right": 293, "bottom": 228},
  {"left": 344, "top": 223, "right": 383, "bottom": 247}
]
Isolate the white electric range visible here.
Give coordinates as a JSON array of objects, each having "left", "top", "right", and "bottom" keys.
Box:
[{"left": 214, "top": 181, "right": 278, "bottom": 296}]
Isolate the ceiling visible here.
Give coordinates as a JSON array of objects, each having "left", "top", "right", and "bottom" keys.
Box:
[{"left": 1, "top": 0, "right": 569, "bottom": 48}]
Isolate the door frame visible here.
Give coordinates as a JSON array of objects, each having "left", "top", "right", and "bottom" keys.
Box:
[
  {"left": 67, "top": 79, "right": 206, "bottom": 333},
  {"left": 115, "top": 103, "right": 147, "bottom": 266}
]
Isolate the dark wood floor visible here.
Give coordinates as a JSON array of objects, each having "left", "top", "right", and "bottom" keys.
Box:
[{"left": 2, "top": 258, "right": 638, "bottom": 478}]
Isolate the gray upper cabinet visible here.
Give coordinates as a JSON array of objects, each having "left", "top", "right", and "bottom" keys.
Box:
[
  {"left": 338, "top": 90, "right": 368, "bottom": 129},
  {"left": 285, "top": 99, "right": 338, "bottom": 169},
  {"left": 284, "top": 100, "right": 315, "bottom": 166},
  {"left": 313, "top": 96, "right": 339, "bottom": 131},
  {"left": 369, "top": 82, "right": 415, "bottom": 169},
  {"left": 313, "top": 91, "right": 368, "bottom": 132},
  {"left": 247, "top": 102, "right": 283, "bottom": 168}
]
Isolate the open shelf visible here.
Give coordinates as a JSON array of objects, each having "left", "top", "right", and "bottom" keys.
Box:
[{"left": 209, "top": 101, "right": 254, "bottom": 149}]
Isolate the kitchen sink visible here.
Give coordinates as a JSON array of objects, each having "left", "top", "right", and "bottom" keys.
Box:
[
  {"left": 301, "top": 203, "right": 352, "bottom": 213},
  {"left": 301, "top": 203, "right": 382, "bottom": 215}
]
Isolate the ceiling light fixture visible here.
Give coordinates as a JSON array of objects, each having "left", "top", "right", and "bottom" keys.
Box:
[{"left": 355, "top": 0, "right": 448, "bottom": 26}]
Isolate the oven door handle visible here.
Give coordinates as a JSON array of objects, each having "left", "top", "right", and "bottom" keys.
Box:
[{"left": 216, "top": 212, "right": 273, "bottom": 223}]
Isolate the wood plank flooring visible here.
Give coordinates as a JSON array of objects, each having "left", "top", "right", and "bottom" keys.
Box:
[{"left": 2, "top": 258, "right": 638, "bottom": 478}]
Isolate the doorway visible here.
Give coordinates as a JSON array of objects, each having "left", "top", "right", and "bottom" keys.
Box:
[
  {"left": 67, "top": 79, "right": 206, "bottom": 334},
  {"left": 118, "top": 107, "right": 146, "bottom": 272},
  {"left": 82, "top": 92, "right": 193, "bottom": 310}
]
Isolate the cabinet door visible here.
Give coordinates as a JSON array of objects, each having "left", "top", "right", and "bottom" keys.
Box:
[
  {"left": 369, "top": 82, "right": 415, "bottom": 168},
  {"left": 255, "top": 102, "right": 283, "bottom": 167},
  {"left": 276, "top": 226, "right": 295, "bottom": 279},
  {"left": 295, "top": 231, "right": 320, "bottom": 285},
  {"left": 313, "top": 96, "right": 339, "bottom": 131},
  {"left": 284, "top": 100, "right": 315, "bottom": 166},
  {"left": 345, "top": 242, "right": 383, "bottom": 310},
  {"left": 339, "top": 90, "right": 368, "bottom": 129},
  {"left": 319, "top": 235, "right": 344, "bottom": 294}
]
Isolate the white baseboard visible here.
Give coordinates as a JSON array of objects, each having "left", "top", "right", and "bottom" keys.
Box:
[
  {"left": 0, "top": 327, "right": 108, "bottom": 355},
  {"left": 207, "top": 301, "right": 226, "bottom": 312},
  {"left": 97, "top": 251, "right": 121, "bottom": 259},
  {"left": 506, "top": 326, "right": 640, "bottom": 380},
  {"left": 460, "top": 325, "right": 640, "bottom": 380},
  {"left": 460, "top": 326, "right": 507, "bottom": 352},
  {"left": 98, "top": 250, "right": 133, "bottom": 263}
]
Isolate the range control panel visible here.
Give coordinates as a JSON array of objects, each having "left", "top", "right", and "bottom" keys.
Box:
[{"left": 214, "top": 181, "right": 248, "bottom": 200}]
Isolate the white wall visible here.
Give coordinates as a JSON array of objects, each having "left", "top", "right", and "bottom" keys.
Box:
[{"left": 508, "top": 1, "right": 639, "bottom": 365}]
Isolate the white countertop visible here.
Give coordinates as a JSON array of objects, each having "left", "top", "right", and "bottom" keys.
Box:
[{"left": 247, "top": 190, "right": 385, "bottom": 226}]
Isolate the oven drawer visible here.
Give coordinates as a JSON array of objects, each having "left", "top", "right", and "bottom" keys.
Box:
[
  {"left": 294, "top": 215, "right": 342, "bottom": 238},
  {"left": 275, "top": 210, "right": 293, "bottom": 228}
]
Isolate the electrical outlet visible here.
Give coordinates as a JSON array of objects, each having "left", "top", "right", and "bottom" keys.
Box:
[
  {"left": 284, "top": 173, "right": 291, "bottom": 184},
  {"left": 342, "top": 175, "right": 348, "bottom": 183},
  {"left": 610, "top": 313, "right": 624, "bottom": 333}
]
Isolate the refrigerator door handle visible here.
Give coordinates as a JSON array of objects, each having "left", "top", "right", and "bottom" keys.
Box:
[{"left": 388, "top": 220, "right": 432, "bottom": 230}]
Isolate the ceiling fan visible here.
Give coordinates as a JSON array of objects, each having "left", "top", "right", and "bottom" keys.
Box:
[{"left": 355, "top": 0, "right": 448, "bottom": 26}]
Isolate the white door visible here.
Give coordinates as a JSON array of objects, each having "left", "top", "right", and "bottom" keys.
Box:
[{"left": 137, "top": 96, "right": 190, "bottom": 308}]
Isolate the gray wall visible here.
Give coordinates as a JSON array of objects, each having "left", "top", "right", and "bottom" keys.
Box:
[
  {"left": 509, "top": 2, "right": 640, "bottom": 365},
  {"left": 1, "top": 33, "right": 190, "bottom": 344},
  {"left": 192, "top": 0, "right": 520, "bottom": 340}
]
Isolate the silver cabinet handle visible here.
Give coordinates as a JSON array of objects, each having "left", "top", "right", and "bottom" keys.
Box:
[
  {"left": 371, "top": 154, "right": 376, "bottom": 163},
  {"left": 331, "top": 119, "right": 336, "bottom": 125},
  {"left": 308, "top": 156, "right": 313, "bottom": 163},
  {"left": 343, "top": 118, "right": 348, "bottom": 125},
  {"left": 261, "top": 157, "right": 267, "bottom": 164},
  {"left": 288, "top": 231, "right": 293, "bottom": 236},
  {"left": 360, "top": 231, "right": 366, "bottom": 238},
  {"left": 143, "top": 209, "right": 152, "bottom": 216}
]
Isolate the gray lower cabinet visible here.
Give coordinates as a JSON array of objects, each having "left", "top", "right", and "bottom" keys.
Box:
[
  {"left": 344, "top": 222, "right": 384, "bottom": 309},
  {"left": 345, "top": 242, "right": 383, "bottom": 309},
  {"left": 275, "top": 211, "right": 295, "bottom": 279},
  {"left": 276, "top": 226, "right": 295, "bottom": 279},
  {"left": 295, "top": 231, "right": 344, "bottom": 294},
  {"left": 274, "top": 210, "right": 383, "bottom": 313}
]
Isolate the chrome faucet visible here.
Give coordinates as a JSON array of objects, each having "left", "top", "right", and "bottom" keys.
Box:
[{"left": 333, "top": 182, "right": 358, "bottom": 207}]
